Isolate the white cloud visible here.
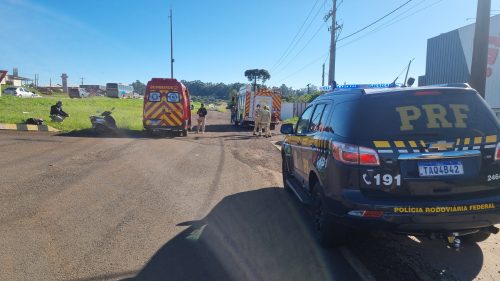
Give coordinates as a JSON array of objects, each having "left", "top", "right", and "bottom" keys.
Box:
[{"left": 5, "top": 0, "right": 100, "bottom": 36}]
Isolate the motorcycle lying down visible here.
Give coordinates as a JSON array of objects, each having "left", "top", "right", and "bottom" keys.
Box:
[{"left": 90, "top": 108, "right": 117, "bottom": 134}]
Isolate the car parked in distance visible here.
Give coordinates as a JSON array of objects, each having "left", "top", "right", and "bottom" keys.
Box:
[{"left": 3, "top": 87, "right": 37, "bottom": 98}]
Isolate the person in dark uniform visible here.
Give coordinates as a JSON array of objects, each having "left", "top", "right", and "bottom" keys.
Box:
[
  {"left": 196, "top": 104, "right": 208, "bottom": 133},
  {"left": 50, "top": 101, "right": 69, "bottom": 122}
]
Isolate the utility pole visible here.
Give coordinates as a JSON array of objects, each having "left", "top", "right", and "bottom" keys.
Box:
[
  {"left": 80, "top": 77, "right": 84, "bottom": 86},
  {"left": 50, "top": 78, "right": 52, "bottom": 88},
  {"left": 169, "top": 8, "right": 174, "bottom": 79},
  {"left": 307, "top": 83, "right": 311, "bottom": 95},
  {"left": 470, "top": 0, "right": 491, "bottom": 98},
  {"left": 326, "top": 0, "right": 338, "bottom": 87},
  {"left": 322, "top": 63, "right": 325, "bottom": 86}
]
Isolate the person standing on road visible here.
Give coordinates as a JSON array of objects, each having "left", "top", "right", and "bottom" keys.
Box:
[
  {"left": 196, "top": 104, "right": 208, "bottom": 134},
  {"left": 260, "top": 105, "right": 272, "bottom": 138},
  {"left": 230, "top": 105, "right": 236, "bottom": 124},
  {"left": 50, "top": 101, "right": 69, "bottom": 122},
  {"left": 253, "top": 104, "right": 262, "bottom": 136}
]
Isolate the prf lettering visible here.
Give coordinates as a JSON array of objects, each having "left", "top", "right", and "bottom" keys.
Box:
[{"left": 396, "top": 104, "right": 469, "bottom": 131}]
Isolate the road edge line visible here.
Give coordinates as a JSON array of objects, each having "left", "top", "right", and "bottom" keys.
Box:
[
  {"left": 339, "top": 246, "right": 377, "bottom": 281},
  {"left": 0, "top": 123, "right": 59, "bottom": 132}
]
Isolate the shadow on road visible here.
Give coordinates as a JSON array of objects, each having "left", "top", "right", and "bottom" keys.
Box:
[
  {"left": 201, "top": 123, "right": 245, "bottom": 133},
  {"left": 122, "top": 187, "right": 359, "bottom": 281},
  {"left": 59, "top": 129, "right": 151, "bottom": 139},
  {"left": 349, "top": 229, "right": 484, "bottom": 281}
]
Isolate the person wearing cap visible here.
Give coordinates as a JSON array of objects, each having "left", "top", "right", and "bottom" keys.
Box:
[
  {"left": 50, "top": 101, "right": 69, "bottom": 122},
  {"left": 260, "top": 105, "right": 272, "bottom": 137},
  {"left": 253, "top": 104, "right": 262, "bottom": 135}
]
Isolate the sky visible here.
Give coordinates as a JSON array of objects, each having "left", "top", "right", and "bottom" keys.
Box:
[{"left": 1, "top": 0, "right": 500, "bottom": 89}]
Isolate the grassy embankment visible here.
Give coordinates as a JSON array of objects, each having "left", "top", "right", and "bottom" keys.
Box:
[
  {"left": 0, "top": 94, "right": 229, "bottom": 132},
  {"left": 0, "top": 95, "right": 143, "bottom": 132}
]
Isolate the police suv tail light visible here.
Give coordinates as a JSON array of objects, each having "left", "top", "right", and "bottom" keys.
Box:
[
  {"left": 331, "top": 142, "right": 380, "bottom": 166},
  {"left": 332, "top": 142, "right": 358, "bottom": 164},
  {"left": 495, "top": 143, "right": 500, "bottom": 161},
  {"left": 359, "top": 146, "right": 380, "bottom": 166}
]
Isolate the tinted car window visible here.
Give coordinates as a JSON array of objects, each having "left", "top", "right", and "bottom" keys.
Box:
[
  {"left": 327, "top": 101, "right": 357, "bottom": 137},
  {"left": 353, "top": 89, "right": 500, "bottom": 140},
  {"left": 319, "top": 103, "right": 333, "bottom": 132},
  {"left": 296, "top": 106, "right": 315, "bottom": 135},
  {"left": 309, "top": 104, "right": 326, "bottom": 133}
]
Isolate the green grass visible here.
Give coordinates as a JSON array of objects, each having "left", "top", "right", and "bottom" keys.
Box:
[
  {"left": 0, "top": 95, "right": 144, "bottom": 132},
  {"left": 283, "top": 117, "right": 299, "bottom": 125},
  {"left": 191, "top": 101, "right": 202, "bottom": 110}
]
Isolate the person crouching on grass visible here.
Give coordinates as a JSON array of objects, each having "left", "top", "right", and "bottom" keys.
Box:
[{"left": 196, "top": 104, "right": 208, "bottom": 134}]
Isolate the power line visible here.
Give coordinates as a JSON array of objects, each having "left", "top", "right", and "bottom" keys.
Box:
[
  {"left": 270, "top": 0, "right": 321, "bottom": 71},
  {"left": 337, "top": 0, "right": 444, "bottom": 50},
  {"left": 276, "top": 51, "right": 329, "bottom": 84},
  {"left": 274, "top": 21, "right": 328, "bottom": 75},
  {"left": 272, "top": 0, "right": 327, "bottom": 72},
  {"left": 372, "top": 0, "right": 443, "bottom": 34},
  {"left": 338, "top": 0, "right": 413, "bottom": 42},
  {"left": 277, "top": 0, "right": 445, "bottom": 86}
]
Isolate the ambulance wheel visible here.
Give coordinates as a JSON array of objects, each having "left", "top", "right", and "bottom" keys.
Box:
[{"left": 311, "top": 182, "right": 348, "bottom": 248}]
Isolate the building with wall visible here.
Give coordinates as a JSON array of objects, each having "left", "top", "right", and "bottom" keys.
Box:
[{"left": 419, "top": 14, "right": 500, "bottom": 115}]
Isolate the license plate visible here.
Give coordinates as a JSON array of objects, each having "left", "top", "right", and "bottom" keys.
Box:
[{"left": 418, "top": 160, "right": 464, "bottom": 177}]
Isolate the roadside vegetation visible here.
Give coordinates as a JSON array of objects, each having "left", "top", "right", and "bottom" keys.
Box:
[
  {"left": 0, "top": 95, "right": 230, "bottom": 132},
  {"left": 0, "top": 95, "right": 143, "bottom": 132},
  {"left": 283, "top": 116, "right": 299, "bottom": 125}
]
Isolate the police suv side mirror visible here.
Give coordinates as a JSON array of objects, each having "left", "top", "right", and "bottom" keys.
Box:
[{"left": 280, "top": 123, "right": 294, "bottom": 135}]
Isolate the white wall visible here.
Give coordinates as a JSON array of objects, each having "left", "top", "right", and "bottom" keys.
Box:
[
  {"left": 458, "top": 15, "right": 500, "bottom": 108},
  {"left": 12, "top": 79, "right": 22, "bottom": 87},
  {"left": 281, "top": 103, "right": 294, "bottom": 120},
  {"left": 281, "top": 102, "right": 308, "bottom": 120}
]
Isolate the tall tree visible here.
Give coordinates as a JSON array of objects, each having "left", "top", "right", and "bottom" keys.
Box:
[
  {"left": 131, "top": 80, "right": 146, "bottom": 95},
  {"left": 244, "top": 69, "right": 271, "bottom": 92}
]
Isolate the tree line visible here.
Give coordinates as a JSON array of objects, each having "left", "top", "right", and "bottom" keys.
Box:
[{"left": 131, "top": 72, "right": 321, "bottom": 103}]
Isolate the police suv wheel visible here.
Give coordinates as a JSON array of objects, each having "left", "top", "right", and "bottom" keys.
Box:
[{"left": 311, "top": 182, "right": 348, "bottom": 247}]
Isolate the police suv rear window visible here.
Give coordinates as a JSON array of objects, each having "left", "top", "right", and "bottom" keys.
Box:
[{"left": 353, "top": 89, "right": 500, "bottom": 140}]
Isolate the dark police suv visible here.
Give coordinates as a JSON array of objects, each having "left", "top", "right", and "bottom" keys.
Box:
[{"left": 280, "top": 84, "right": 500, "bottom": 247}]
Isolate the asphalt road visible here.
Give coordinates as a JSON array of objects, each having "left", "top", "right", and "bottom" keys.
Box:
[
  {"left": 2, "top": 111, "right": 500, "bottom": 281},
  {"left": 0, "top": 111, "right": 361, "bottom": 281}
]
